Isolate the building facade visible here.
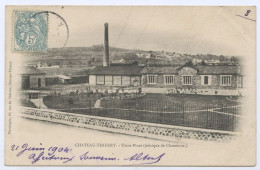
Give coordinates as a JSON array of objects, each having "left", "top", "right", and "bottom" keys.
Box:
[
  {"left": 89, "top": 66, "right": 143, "bottom": 87},
  {"left": 88, "top": 64, "right": 243, "bottom": 96},
  {"left": 140, "top": 64, "right": 243, "bottom": 95},
  {"left": 21, "top": 66, "right": 46, "bottom": 89}
]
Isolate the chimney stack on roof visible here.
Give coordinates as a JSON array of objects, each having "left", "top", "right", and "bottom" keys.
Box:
[{"left": 103, "top": 23, "right": 110, "bottom": 67}]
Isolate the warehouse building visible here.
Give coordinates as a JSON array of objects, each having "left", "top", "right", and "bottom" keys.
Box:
[
  {"left": 21, "top": 66, "right": 46, "bottom": 89},
  {"left": 89, "top": 65, "right": 143, "bottom": 86}
]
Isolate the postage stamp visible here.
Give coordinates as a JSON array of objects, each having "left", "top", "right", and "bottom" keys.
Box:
[{"left": 13, "top": 11, "right": 48, "bottom": 52}]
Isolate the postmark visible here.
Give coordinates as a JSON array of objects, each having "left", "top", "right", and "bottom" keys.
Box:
[
  {"left": 13, "top": 11, "right": 48, "bottom": 52},
  {"left": 34, "top": 11, "right": 69, "bottom": 48}
]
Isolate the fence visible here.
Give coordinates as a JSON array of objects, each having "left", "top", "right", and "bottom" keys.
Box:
[
  {"left": 60, "top": 99, "right": 241, "bottom": 132},
  {"left": 20, "top": 107, "right": 237, "bottom": 142}
]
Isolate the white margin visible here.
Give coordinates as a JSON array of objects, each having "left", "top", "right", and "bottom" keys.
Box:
[{"left": 0, "top": 1, "right": 259, "bottom": 170}]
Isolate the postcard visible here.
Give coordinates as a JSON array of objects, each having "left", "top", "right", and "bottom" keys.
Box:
[{"left": 5, "top": 6, "right": 256, "bottom": 166}]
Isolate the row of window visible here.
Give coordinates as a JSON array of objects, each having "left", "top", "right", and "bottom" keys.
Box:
[
  {"left": 147, "top": 75, "right": 232, "bottom": 86},
  {"left": 96, "top": 75, "right": 140, "bottom": 85}
]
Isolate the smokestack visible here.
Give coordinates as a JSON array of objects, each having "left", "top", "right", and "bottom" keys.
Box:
[{"left": 103, "top": 23, "right": 110, "bottom": 67}]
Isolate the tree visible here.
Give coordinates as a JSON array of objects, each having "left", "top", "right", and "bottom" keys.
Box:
[
  {"left": 219, "top": 55, "right": 225, "bottom": 61},
  {"left": 201, "top": 59, "right": 207, "bottom": 65},
  {"left": 184, "top": 60, "right": 193, "bottom": 66},
  {"left": 230, "top": 56, "right": 238, "bottom": 63},
  {"left": 150, "top": 53, "right": 156, "bottom": 58}
]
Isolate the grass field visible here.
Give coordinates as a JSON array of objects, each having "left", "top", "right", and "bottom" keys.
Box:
[{"left": 42, "top": 93, "right": 242, "bottom": 131}]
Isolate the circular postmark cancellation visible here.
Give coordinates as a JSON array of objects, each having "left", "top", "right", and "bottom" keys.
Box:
[
  {"left": 14, "top": 11, "right": 48, "bottom": 52},
  {"left": 34, "top": 11, "right": 70, "bottom": 49},
  {"left": 13, "top": 10, "right": 69, "bottom": 53}
]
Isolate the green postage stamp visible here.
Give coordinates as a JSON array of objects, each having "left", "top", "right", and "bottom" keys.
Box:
[{"left": 13, "top": 11, "right": 48, "bottom": 52}]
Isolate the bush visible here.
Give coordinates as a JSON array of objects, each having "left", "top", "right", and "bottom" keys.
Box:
[{"left": 69, "top": 91, "right": 75, "bottom": 96}]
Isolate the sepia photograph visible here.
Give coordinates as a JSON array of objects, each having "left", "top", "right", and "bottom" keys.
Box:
[{"left": 4, "top": 5, "right": 256, "bottom": 166}]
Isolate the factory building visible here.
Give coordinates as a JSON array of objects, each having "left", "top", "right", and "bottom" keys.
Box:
[
  {"left": 141, "top": 64, "right": 243, "bottom": 95},
  {"left": 89, "top": 23, "right": 142, "bottom": 87},
  {"left": 89, "top": 65, "right": 143, "bottom": 86},
  {"left": 88, "top": 22, "right": 243, "bottom": 95}
]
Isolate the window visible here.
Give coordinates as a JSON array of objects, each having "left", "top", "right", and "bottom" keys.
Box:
[
  {"left": 164, "top": 75, "right": 174, "bottom": 85},
  {"left": 238, "top": 76, "right": 243, "bottom": 88},
  {"left": 122, "top": 76, "right": 131, "bottom": 85},
  {"left": 113, "top": 76, "right": 121, "bottom": 85},
  {"left": 183, "top": 76, "right": 192, "bottom": 85},
  {"left": 147, "top": 75, "right": 156, "bottom": 84},
  {"left": 105, "top": 75, "right": 113, "bottom": 85},
  {"left": 221, "top": 75, "right": 231, "bottom": 86},
  {"left": 201, "top": 75, "right": 212, "bottom": 86},
  {"left": 38, "top": 78, "right": 41, "bottom": 88},
  {"left": 204, "top": 76, "right": 208, "bottom": 85},
  {"left": 21, "top": 76, "right": 30, "bottom": 89},
  {"left": 96, "top": 75, "right": 105, "bottom": 85}
]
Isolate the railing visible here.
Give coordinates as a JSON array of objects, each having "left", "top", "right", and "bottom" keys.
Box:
[
  {"left": 20, "top": 107, "right": 238, "bottom": 142},
  {"left": 51, "top": 96, "right": 241, "bottom": 132},
  {"left": 95, "top": 100, "right": 241, "bottom": 132}
]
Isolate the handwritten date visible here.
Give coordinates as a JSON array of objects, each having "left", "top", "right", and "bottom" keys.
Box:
[
  {"left": 11, "top": 143, "right": 74, "bottom": 164},
  {"left": 11, "top": 143, "right": 165, "bottom": 165}
]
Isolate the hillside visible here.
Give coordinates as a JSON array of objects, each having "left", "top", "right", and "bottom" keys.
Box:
[
  {"left": 23, "top": 44, "right": 240, "bottom": 67},
  {"left": 23, "top": 45, "right": 140, "bottom": 66}
]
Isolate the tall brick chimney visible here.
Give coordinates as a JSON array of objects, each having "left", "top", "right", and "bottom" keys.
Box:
[{"left": 103, "top": 23, "right": 110, "bottom": 67}]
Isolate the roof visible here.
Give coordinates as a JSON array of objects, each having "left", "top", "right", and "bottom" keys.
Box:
[
  {"left": 57, "top": 75, "right": 71, "bottom": 79},
  {"left": 21, "top": 66, "right": 46, "bottom": 75},
  {"left": 141, "top": 65, "right": 241, "bottom": 75},
  {"left": 197, "top": 65, "right": 241, "bottom": 75},
  {"left": 176, "top": 64, "right": 198, "bottom": 71},
  {"left": 140, "top": 67, "right": 179, "bottom": 74},
  {"left": 20, "top": 90, "right": 40, "bottom": 93},
  {"left": 89, "top": 66, "right": 144, "bottom": 76}
]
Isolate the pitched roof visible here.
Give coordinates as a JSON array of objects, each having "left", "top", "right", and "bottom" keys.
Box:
[
  {"left": 89, "top": 66, "right": 144, "bottom": 76},
  {"left": 140, "top": 67, "right": 179, "bottom": 74},
  {"left": 140, "top": 65, "right": 241, "bottom": 75},
  {"left": 21, "top": 66, "right": 46, "bottom": 75},
  {"left": 176, "top": 64, "right": 198, "bottom": 71},
  {"left": 196, "top": 65, "right": 241, "bottom": 75}
]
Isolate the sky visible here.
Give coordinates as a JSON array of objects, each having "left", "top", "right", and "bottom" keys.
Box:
[{"left": 47, "top": 6, "right": 256, "bottom": 57}]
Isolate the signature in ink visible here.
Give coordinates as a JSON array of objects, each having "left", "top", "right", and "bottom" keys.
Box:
[{"left": 124, "top": 152, "right": 165, "bottom": 164}]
